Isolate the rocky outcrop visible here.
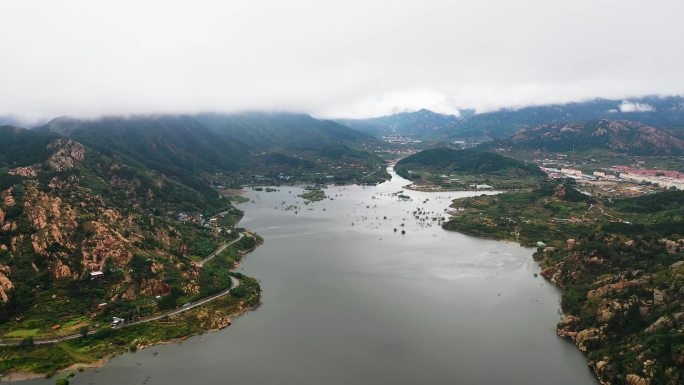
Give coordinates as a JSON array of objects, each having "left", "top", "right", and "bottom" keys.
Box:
[
  {"left": 625, "top": 374, "right": 649, "bottom": 385},
  {"left": 0, "top": 271, "right": 14, "bottom": 302},
  {"left": 2, "top": 188, "right": 16, "bottom": 207},
  {"left": 139, "top": 278, "right": 170, "bottom": 297},
  {"left": 8, "top": 166, "right": 38, "bottom": 177},
  {"left": 587, "top": 278, "right": 646, "bottom": 300},
  {"left": 52, "top": 259, "right": 72, "bottom": 279},
  {"left": 23, "top": 185, "right": 78, "bottom": 256},
  {"left": 644, "top": 316, "right": 673, "bottom": 334},
  {"left": 80, "top": 216, "right": 132, "bottom": 270},
  {"left": 46, "top": 139, "right": 85, "bottom": 172}
]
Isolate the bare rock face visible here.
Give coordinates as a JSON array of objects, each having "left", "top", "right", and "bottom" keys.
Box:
[
  {"left": 46, "top": 139, "right": 85, "bottom": 172},
  {"left": 661, "top": 239, "right": 680, "bottom": 254},
  {"left": 0, "top": 271, "right": 14, "bottom": 302},
  {"left": 653, "top": 289, "right": 665, "bottom": 306},
  {"left": 574, "top": 327, "right": 600, "bottom": 352},
  {"left": 121, "top": 284, "right": 138, "bottom": 300},
  {"left": 645, "top": 316, "right": 673, "bottom": 334},
  {"left": 23, "top": 185, "right": 78, "bottom": 256},
  {"left": 587, "top": 278, "right": 645, "bottom": 300},
  {"left": 540, "top": 265, "right": 562, "bottom": 285},
  {"left": 139, "top": 278, "right": 170, "bottom": 297},
  {"left": 52, "top": 259, "right": 72, "bottom": 279},
  {"left": 2, "top": 188, "right": 16, "bottom": 207},
  {"left": 625, "top": 373, "right": 649, "bottom": 385},
  {"left": 80, "top": 215, "right": 132, "bottom": 270},
  {"left": 8, "top": 166, "right": 38, "bottom": 177}
]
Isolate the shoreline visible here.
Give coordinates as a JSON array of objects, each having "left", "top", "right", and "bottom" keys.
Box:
[
  {"left": 0, "top": 230, "right": 263, "bottom": 382},
  {"left": 403, "top": 183, "right": 509, "bottom": 194},
  {"left": 0, "top": 302, "right": 260, "bottom": 382}
]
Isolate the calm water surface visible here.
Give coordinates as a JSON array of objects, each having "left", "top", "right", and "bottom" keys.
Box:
[{"left": 24, "top": 168, "right": 597, "bottom": 385}]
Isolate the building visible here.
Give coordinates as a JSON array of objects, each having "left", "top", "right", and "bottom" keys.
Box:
[
  {"left": 90, "top": 271, "right": 104, "bottom": 280},
  {"left": 560, "top": 168, "right": 582, "bottom": 177}
]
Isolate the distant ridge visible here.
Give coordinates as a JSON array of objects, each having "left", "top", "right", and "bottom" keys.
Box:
[
  {"left": 336, "top": 109, "right": 465, "bottom": 138},
  {"left": 195, "top": 111, "right": 374, "bottom": 149},
  {"left": 485, "top": 119, "right": 684, "bottom": 155}
]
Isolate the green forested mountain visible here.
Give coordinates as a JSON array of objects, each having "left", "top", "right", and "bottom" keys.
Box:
[
  {"left": 0, "top": 126, "right": 251, "bottom": 333},
  {"left": 196, "top": 112, "right": 375, "bottom": 149},
  {"left": 484, "top": 119, "right": 684, "bottom": 155},
  {"left": 34, "top": 113, "right": 389, "bottom": 188},
  {"left": 41, "top": 115, "right": 247, "bottom": 179},
  {"left": 395, "top": 148, "right": 544, "bottom": 178}
]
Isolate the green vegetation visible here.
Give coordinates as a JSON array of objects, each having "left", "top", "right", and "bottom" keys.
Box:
[
  {"left": 0, "top": 282, "right": 260, "bottom": 377},
  {"left": 0, "top": 127, "right": 265, "bottom": 377},
  {"left": 299, "top": 187, "right": 326, "bottom": 202},
  {"left": 5, "top": 329, "right": 39, "bottom": 338},
  {"left": 444, "top": 182, "right": 684, "bottom": 384},
  {"left": 395, "top": 148, "right": 545, "bottom": 189}
]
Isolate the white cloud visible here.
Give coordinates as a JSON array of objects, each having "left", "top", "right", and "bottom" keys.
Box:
[
  {"left": 1, "top": 0, "right": 683, "bottom": 121},
  {"left": 320, "top": 90, "right": 461, "bottom": 119},
  {"left": 618, "top": 100, "right": 656, "bottom": 113}
]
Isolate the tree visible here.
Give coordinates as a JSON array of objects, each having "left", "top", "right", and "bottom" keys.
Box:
[
  {"left": 20, "top": 336, "right": 34, "bottom": 348},
  {"left": 78, "top": 326, "right": 89, "bottom": 338}
]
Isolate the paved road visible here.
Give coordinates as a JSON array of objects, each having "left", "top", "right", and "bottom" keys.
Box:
[
  {"left": 0, "top": 234, "right": 246, "bottom": 347},
  {"left": 198, "top": 233, "right": 244, "bottom": 267}
]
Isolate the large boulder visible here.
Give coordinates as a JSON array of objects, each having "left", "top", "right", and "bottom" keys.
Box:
[
  {"left": 625, "top": 374, "right": 649, "bottom": 385},
  {"left": 645, "top": 316, "right": 673, "bottom": 334}
]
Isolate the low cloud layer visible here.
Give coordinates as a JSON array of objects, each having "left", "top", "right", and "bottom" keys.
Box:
[
  {"left": 618, "top": 101, "right": 656, "bottom": 113},
  {"left": 1, "top": 0, "right": 684, "bottom": 122}
]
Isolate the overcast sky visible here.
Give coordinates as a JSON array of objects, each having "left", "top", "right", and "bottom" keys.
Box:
[{"left": 1, "top": 0, "right": 684, "bottom": 122}]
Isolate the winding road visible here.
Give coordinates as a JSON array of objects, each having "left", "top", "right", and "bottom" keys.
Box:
[{"left": 0, "top": 233, "right": 247, "bottom": 347}]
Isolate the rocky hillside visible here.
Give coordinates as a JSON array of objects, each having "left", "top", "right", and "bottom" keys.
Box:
[
  {"left": 0, "top": 127, "right": 244, "bottom": 334},
  {"left": 444, "top": 183, "right": 684, "bottom": 385},
  {"left": 489, "top": 120, "right": 684, "bottom": 155},
  {"left": 448, "top": 96, "right": 684, "bottom": 140}
]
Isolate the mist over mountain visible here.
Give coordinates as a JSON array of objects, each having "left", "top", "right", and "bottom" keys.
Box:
[
  {"left": 335, "top": 96, "right": 684, "bottom": 141},
  {"left": 195, "top": 112, "right": 374, "bottom": 149},
  {"left": 450, "top": 96, "right": 684, "bottom": 140},
  {"left": 336, "top": 109, "right": 471, "bottom": 138}
]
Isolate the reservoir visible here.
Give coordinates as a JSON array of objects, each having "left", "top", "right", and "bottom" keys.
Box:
[{"left": 23, "top": 168, "right": 597, "bottom": 385}]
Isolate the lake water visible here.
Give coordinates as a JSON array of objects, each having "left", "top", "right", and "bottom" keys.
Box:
[{"left": 23, "top": 168, "right": 597, "bottom": 385}]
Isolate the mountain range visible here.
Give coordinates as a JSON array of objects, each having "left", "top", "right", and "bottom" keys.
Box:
[
  {"left": 337, "top": 96, "right": 684, "bottom": 141},
  {"left": 337, "top": 109, "right": 470, "bottom": 138},
  {"left": 485, "top": 120, "right": 684, "bottom": 155}
]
